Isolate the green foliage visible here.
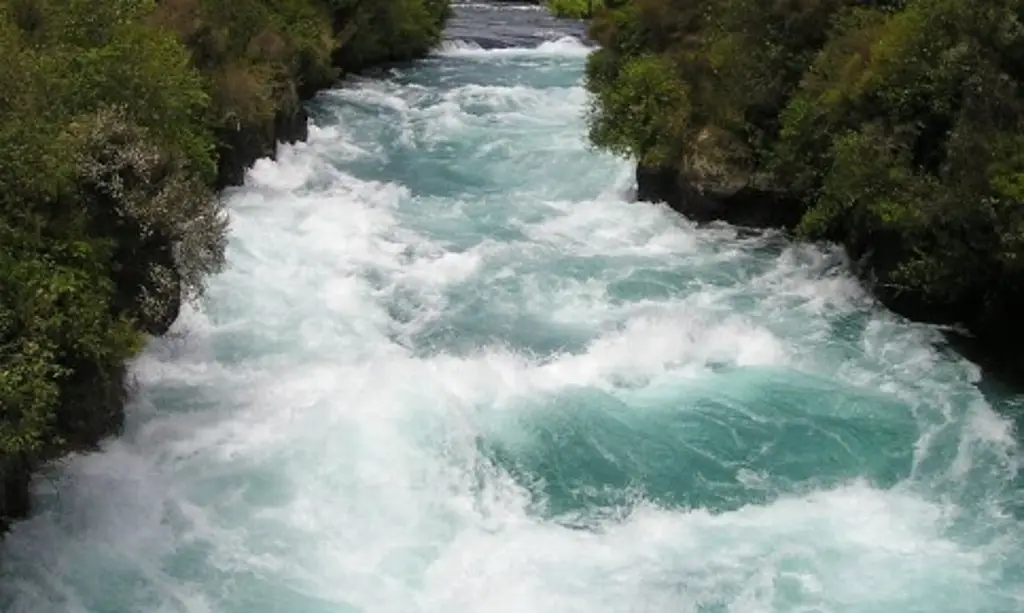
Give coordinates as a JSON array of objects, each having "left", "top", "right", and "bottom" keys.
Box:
[
  {"left": 0, "top": 0, "right": 449, "bottom": 523},
  {"left": 331, "top": 0, "right": 448, "bottom": 70},
  {"left": 151, "top": 0, "right": 334, "bottom": 132},
  {"left": 0, "top": 0, "right": 222, "bottom": 476},
  {"left": 546, "top": 0, "right": 603, "bottom": 19},
  {"left": 585, "top": 0, "right": 1024, "bottom": 335},
  {"left": 586, "top": 53, "right": 690, "bottom": 166},
  {"left": 0, "top": 227, "right": 140, "bottom": 459}
]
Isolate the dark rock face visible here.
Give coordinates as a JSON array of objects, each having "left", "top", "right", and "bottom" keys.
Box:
[
  {"left": 0, "top": 458, "right": 31, "bottom": 533},
  {"left": 111, "top": 231, "right": 182, "bottom": 336},
  {"left": 635, "top": 162, "right": 955, "bottom": 316},
  {"left": 635, "top": 163, "right": 803, "bottom": 230},
  {"left": 215, "top": 105, "right": 311, "bottom": 189},
  {"left": 636, "top": 161, "right": 1024, "bottom": 386},
  {"left": 0, "top": 364, "right": 127, "bottom": 533},
  {"left": 57, "top": 362, "right": 128, "bottom": 452}
]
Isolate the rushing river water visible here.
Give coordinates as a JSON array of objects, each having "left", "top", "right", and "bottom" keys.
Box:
[{"left": 3, "top": 2, "right": 1024, "bottom": 611}]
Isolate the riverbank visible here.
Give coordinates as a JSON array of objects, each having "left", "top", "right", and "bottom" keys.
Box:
[
  {"left": 584, "top": 0, "right": 1024, "bottom": 379},
  {"left": 546, "top": 0, "right": 602, "bottom": 18},
  {"left": 0, "top": 0, "right": 449, "bottom": 534}
]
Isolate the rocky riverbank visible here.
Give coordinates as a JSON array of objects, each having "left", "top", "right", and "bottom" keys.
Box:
[
  {"left": 584, "top": 0, "right": 1024, "bottom": 377},
  {"left": 0, "top": 0, "right": 449, "bottom": 533}
]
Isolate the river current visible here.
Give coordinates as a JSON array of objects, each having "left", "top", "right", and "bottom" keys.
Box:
[{"left": 2, "top": 3, "right": 1024, "bottom": 611}]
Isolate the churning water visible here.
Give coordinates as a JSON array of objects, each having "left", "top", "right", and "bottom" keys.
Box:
[{"left": 3, "top": 3, "right": 1024, "bottom": 611}]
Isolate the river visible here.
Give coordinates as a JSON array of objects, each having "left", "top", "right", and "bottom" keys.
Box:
[{"left": 2, "top": 2, "right": 1023, "bottom": 611}]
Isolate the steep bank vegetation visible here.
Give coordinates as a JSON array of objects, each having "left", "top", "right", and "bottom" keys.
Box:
[
  {"left": 0, "top": 0, "right": 448, "bottom": 530},
  {"left": 546, "top": 0, "right": 603, "bottom": 18},
  {"left": 585, "top": 0, "right": 1024, "bottom": 367}
]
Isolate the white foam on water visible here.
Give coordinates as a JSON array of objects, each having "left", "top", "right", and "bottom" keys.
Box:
[
  {"left": 451, "top": 2, "right": 545, "bottom": 11},
  {"left": 437, "top": 36, "right": 593, "bottom": 59}
]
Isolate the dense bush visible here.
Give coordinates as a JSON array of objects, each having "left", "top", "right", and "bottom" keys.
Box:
[
  {"left": 0, "top": 0, "right": 448, "bottom": 529},
  {"left": 546, "top": 0, "right": 604, "bottom": 18},
  {"left": 586, "top": 0, "right": 1024, "bottom": 353}
]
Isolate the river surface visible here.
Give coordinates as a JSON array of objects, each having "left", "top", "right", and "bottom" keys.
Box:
[{"left": 3, "top": 2, "right": 1024, "bottom": 611}]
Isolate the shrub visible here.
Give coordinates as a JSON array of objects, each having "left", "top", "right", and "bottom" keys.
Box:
[{"left": 547, "top": 0, "right": 603, "bottom": 19}]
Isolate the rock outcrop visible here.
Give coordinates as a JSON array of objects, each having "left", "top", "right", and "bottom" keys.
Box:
[{"left": 635, "top": 164, "right": 803, "bottom": 230}]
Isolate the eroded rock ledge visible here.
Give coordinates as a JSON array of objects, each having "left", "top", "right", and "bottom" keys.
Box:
[{"left": 635, "top": 162, "right": 1024, "bottom": 382}]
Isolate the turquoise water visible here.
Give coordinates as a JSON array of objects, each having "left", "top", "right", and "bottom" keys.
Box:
[{"left": 3, "top": 3, "right": 1024, "bottom": 611}]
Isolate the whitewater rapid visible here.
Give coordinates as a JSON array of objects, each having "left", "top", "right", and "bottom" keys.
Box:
[{"left": 2, "top": 3, "right": 1024, "bottom": 611}]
